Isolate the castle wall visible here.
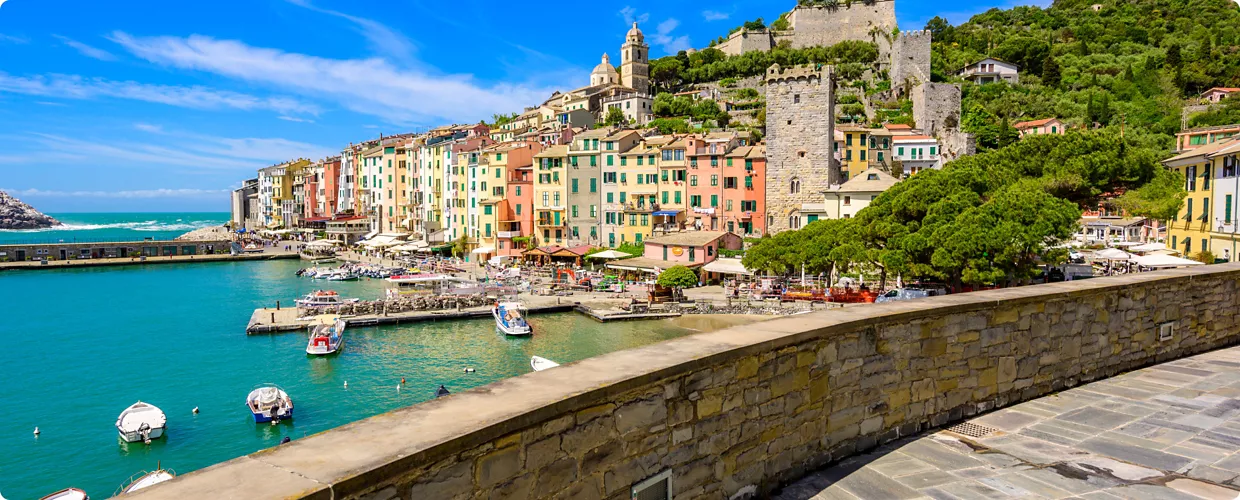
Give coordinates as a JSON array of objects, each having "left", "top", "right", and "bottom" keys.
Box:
[
  {"left": 912, "top": 82, "right": 976, "bottom": 161},
  {"left": 788, "top": 0, "right": 897, "bottom": 50},
  {"left": 716, "top": 30, "right": 776, "bottom": 57},
  {"left": 890, "top": 30, "right": 932, "bottom": 91},
  {"left": 765, "top": 65, "right": 838, "bottom": 234}
]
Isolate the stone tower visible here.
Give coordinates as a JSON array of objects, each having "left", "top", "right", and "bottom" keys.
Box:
[
  {"left": 621, "top": 22, "right": 650, "bottom": 95},
  {"left": 765, "top": 64, "right": 838, "bottom": 234},
  {"left": 890, "top": 30, "right": 933, "bottom": 94},
  {"left": 590, "top": 53, "right": 619, "bottom": 87}
]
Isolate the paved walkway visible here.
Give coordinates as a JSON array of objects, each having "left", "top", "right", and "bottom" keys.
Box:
[{"left": 776, "top": 345, "right": 1240, "bottom": 500}]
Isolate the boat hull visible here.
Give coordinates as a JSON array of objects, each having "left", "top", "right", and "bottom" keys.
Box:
[
  {"left": 306, "top": 337, "right": 345, "bottom": 355},
  {"left": 252, "top": 408, "right": 293, "bottom": 423},
  {"left": 117, "top": 427, "right": 165, "bottom": 443}
]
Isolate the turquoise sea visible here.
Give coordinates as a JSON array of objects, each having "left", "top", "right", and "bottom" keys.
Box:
[
  {"left": 0, "top": 212, "right": 230, "bottom": 245},
  {"left": 0, "top": 258, "right": 696, "bottom": 499}
]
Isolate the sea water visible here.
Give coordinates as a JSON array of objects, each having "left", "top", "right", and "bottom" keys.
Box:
[
  {"left": 0, "top": 212, "right": 229, "bottom": 245},
  {"left": 0, "top": 259, "right": 694, "bottom": 498}
]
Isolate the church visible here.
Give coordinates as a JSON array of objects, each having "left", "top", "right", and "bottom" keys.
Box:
[{"left": 548, "top": 22, "right": 654, "bottom": 126}]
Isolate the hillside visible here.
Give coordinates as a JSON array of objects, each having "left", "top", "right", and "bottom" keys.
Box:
[{"left": 930, "top": 0, "right": 1240, "bottom": 151}]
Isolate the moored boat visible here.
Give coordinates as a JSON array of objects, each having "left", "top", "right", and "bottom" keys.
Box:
[
  {"left": 493, "top": 301, "right": 532, "bottom": 336},
  {"left": 39, "top": 488, "right": 88, "bottom": 500},
  {"left": 295, "top": 290, "right": 359, "bottom": 307},
  {"left": 530, "top": 356, "right": 559, "bottom": 372},
  {"left": 306, "top": 315, "right": 346, "bottom": 355},
  {"left": 116, "top": 463, "right": 175, "bottom": 495},
  {"left": 247, "top": 385, "right": 293, "bottom": 423},
  {"left": 299, "top": 253, "right": 337, "bottom": 263},
  {"left": 115, "top": 401, "right": 166, "bottom": 444}
]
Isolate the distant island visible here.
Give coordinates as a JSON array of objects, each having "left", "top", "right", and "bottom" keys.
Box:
[{"left": 0, "top": 191, "right": 60, "bottom": 230}]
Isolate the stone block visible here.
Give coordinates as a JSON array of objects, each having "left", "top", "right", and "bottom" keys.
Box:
[
  {"left": 582, "top": 440, "right": 624, "bottom": 477},
  {"left": 477, "top": 445, "right": 522, "bottom": 487},
  {"left": 737, "top": 356, "right": 760, "bottom": 379},
  {"left": 562, "top": 416, "right": 615, "bottom": 455},
  {"left": 534, "top": 457, "right": 579, "bottom": 494},
  {"left": 615, "top": 397, "right": 667, "bottom": 436},
  {"left": 698, "top": 391, "right": 725, "bottom": 418},
  {"left": 408, "top": 460, "right": 473, "bottom": 499},
  {"left": 575, "top": 403, "right": 615, "bottom": 425},
  {"left": 489, "top": 473, "right": 533, "bottom": 500},
  {"left": 525, "top": 435, "right": 564, "bottom": 470}
]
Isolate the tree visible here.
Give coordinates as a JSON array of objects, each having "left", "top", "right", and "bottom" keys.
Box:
[
  {"left": 604, "top": 107, "right": 628, "bottom": 126},
  {"left": 1193, "top": 250, "right": 1218, "bottom": 265},
  {"left": 1041, "top": 56, "right": 1061, "bottom": 88},
  {"left": 451, "top": 234, "right": 469, "bottom": 258},
  {"left": 657, "top": 266, "right": 699, "bottom": 299},
  {"left": 925, "top": 17, "right": 953, "bottom": 44}
]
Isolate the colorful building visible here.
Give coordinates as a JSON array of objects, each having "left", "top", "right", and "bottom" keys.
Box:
[
  {"left": 1163, "top": 139, "right": 1223, "bottom": 257},
  {"left": 533, "top": 145, "right": 569, "bottom": 246}
]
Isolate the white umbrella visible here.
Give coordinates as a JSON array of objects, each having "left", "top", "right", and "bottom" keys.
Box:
[
  {"left": 587, "top": 250, "right": 632, "bottom": 260},
  {"left": 1092, "top": 248, "right": 1133, "bottom": 261},
  {"left": 1132, "top": 254, "right": 1205, "bottom": 268},
  {"left": 1129, "top": 242, "right": 1168, "bottom": 253}
]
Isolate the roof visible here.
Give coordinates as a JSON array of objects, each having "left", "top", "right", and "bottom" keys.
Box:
[
  {"left": 884, "top": 124, "right": 913, "bottom": 131},
  {"left": 576, "top": 128, "right": 612, "bottom": 140},
  {"left": 892, "top": 135, "right": 935, "bottom": 141},
  {"left": 606, "top": 257, "right": 703, "bottom": 272},
  {"left": 726, "top": 146, "right": 754, "bottom": 158},
  {"left": 645, "top": 231, "right": 730, "bottom": 247},
  {"left": 1013, "top": 118, "right": 1060, "bottom": 129},
  {"left": 605, "top": 129, "right": 642, "bottom": 141},
  {"left": 534, "top": 145, "right": 569, "bottom": 158},
  {"left": 1164, "top": 137, "right": 1237, "bottom": 164},
  {"left": 1080, "top": 217, "right": 1146, "bottom": 227},
  {"left": 1203, "top": 87, "right": 1240, "bottom": 94},
  {"left": 831, "top": 168, "right": 899, "bottom": 194},
  {"left": 959, "top": 57, "right": 1017, "bottom": 71}
]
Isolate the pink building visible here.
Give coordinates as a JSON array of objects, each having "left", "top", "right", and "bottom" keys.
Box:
[
  {"left": 1013, "top": 118, "right": 1065, "bottom": 138},
  {"left": 643, "top": 231, "right": 742, "bottom": 266},
  {"left": 1202, "top": 87, "right": 1240, "bottom": 104},
  {"left": 323, "top": 157, "right": 340, "bottom": 215}
]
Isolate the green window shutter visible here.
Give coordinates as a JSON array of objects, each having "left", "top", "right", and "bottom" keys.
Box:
[
  {"left": 637, "top": 175, "right": 643, "bottom": 185},
  {"left": 1227, "top": 195, "right": 1233, "bottom": 224},
  {"left": 711, "top": 195, "right": 718, "bottom": 207},
  {"left": 572, "top": 178, "right": 579, "bottom": 193},
  {"left": 607, "top": 155, "right": 614, "bottom": 166},
  {"left": 591, "top": 156, "right": 597, "bottom": 167},
  {"left": 675, "top": 191, "right": 682, "bottom": 203},
  {"left": 621, "top": 157, "right": 627, "bottom": 166},
  {"left": 662, "top": 170, "right": 668, "bottom": 182},
  {"left": 745, "top": 176, "right": 753, "bottom": 188},
  {"left": 591, "top": 178, "right": 597, "bottom": 192}
]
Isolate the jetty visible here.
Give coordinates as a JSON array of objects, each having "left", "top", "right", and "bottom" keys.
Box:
[
  {"left": 245, "top": 295, "right": 682, "bottom": 334},
  {"left": 0, "top": 250, "right": 297, "bottom": 271}
]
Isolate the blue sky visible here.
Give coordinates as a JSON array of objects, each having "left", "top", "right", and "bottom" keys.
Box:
[{"left": 0, "top": 0, "right": 1046, "bottom": 212}]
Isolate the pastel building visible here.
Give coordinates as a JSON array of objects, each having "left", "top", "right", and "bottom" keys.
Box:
[{"left": 606, "top": 231, "right": 744, "bottom": 276}]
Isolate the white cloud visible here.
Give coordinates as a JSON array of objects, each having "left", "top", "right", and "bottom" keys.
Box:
[
  {"left": 278, "top": 115, "right": 315, "bottom": 123},
  {"left": 133, "top": 123, "right": 163, "bottom": 133},
  {"left": 651, "top": 19, "right": 691, "bottom": 55},
  {"left": 0, "top": 72, "right": 318, "bottom": 115},
  {"left": 702, "top": 10, "right": 730, "bottom": 22},
  {"left": 282, "top": 0, "right": 415, "bottom": 63},
  {"left": 108, "top": 32, "right": 557, "bottom": 126},
  {"left": 3, "top": 188, "right": 228, "bottom": 198},
  {"left": 127, "top": 125, "right": 335, "bottom": 162},
  {"left": 0, "top": 33, "right": 27, "bottom": 44},
  {"left": 52, "top": 35, "right": 116, "bottom": 61},
  {"left": 619, "top": 6, "right": 649, "bottom": 25}
]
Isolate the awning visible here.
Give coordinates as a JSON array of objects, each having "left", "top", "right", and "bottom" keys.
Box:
[
  {"left": 471, "top": 246, "right": 496, "bottom": 254},
  {"left": 1092, "top": 248, "right": 1133, "bottom": 261},
  {"left": 1132, "top": 254, "right": 1205, "bottom": 268},
  {"left": 653, "top": 210, "right": 682, "bottom": 217},
  {"left": 360, "top": 229, "right": 379, "bottom": 241},
  {"left": 702, "top": 258, "right": 752, "bottom": 276},
  {"left": 1129, "top": 242, "right": 1168, "bottom": 253}
]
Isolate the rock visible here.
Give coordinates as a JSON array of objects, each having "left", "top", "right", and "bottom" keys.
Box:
[
  {"left": 0, "top": 191, "right": 59, "bottom": 230},
  {"left": 176, "top": 226, "right": 232, "bottom": 241}
]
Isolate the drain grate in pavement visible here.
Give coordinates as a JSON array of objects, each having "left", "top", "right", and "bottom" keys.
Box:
[{"left": 947, "top": 422, "right": 1000, "bottom": 438}]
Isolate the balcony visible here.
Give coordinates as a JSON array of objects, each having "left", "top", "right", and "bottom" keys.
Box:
[
  {"left": 624, "top": 203, "right": 659, "bottom": 213},
  {"left": 497, "top": 230, "right": 522, "bottom": 238}
]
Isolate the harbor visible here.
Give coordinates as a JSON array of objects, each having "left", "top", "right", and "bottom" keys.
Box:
[{"left": 0, "top": 257, "right": 754, "bottom": 500}]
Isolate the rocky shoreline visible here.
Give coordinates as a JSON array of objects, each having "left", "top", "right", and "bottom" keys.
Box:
[
  {"left": 0, "top": 191, "right": 60, "bottom": 230},
  {"left": 175, "top": 225, "right": 233, "bottom": 241}
]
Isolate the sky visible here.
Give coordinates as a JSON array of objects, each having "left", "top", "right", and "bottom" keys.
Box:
[{"left": 0, "top": 0, "right": 1048, "bottom": 213}]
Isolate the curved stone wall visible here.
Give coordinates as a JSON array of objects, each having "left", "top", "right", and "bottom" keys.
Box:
[{"left": 130, "top": 264, "right": 1240, "bottom": 500}]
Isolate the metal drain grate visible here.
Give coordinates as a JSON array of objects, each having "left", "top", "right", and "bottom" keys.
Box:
[{"left": 947, "top": 422, "right": 1000, "bottom": 438}]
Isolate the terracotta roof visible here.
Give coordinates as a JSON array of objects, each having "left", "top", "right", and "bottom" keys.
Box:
[
  {"left": 893, "top": 135, "right": 934, "bottom": 141},
  {"left": 1204, "top": 87, "right": 1240, "bottom": 94},
  {"left": 883, "top": 124, "right": 913, "bottom": 131},
  {"left": 1013, "top": 118, "right": 1059, "bottom": 129}
]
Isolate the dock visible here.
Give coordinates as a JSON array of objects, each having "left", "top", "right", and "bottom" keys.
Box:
[
  {"left": 245, "top": 296, "right": 683, "bottom": 334},
  {"left": 0, "top": 251, "right": 298, "bottom": 271}
]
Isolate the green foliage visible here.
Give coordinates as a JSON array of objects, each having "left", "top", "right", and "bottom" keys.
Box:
[
  {"left": 651, "top": 41, "right": 878, "bottom": 89},
  {"left": 732, "top": 88, "right": 760, "bottom": 100},
  {"left": 604, "top": 107, "right": 628, "bottom": 127},
  {"left": 1188, "top": 95, "right": 1240, "bottom": 128},
  {"left": 451, "top": 234, "right": 469, "bottom": 258},
  {"left": 491, "top": 112, "right": 518, "bottom": 128},
  {"left": 1112, "top": 167, "right": 1187, "bottom": 221},
  {"left": 652, "top": 93, "right": 730, "bottom": 127},
  {"left": 931, "top": 0, "right": 1240, "bottom": 151},
  {"left": 746, "top": 131, "right": 1178, "bottom": 287},
  {"left": 657, "top": 265, "right": 699, "bottom": 289},
  {"left": 743, "top": 18, "right": 766, "bottom": 31},
  {"left": 1193, "top": 250, "right": 1218, "bottom": 264},
  {"left": 647, "top": 118, "right": 691, "bottom": 134},
  {"left": 771, "top": 12, "right": 790, "bottom": 31}
]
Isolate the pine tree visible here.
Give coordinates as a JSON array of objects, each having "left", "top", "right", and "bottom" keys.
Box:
[{"left": 1042, "top": 56, "right": 1061, "bottom": 88}]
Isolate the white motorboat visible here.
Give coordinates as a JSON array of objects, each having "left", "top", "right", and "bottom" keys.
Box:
[
  {"left": 115, "top": 401, "right": 166, "bottom": 444},
  {"left": 117, "top": 464, "right": 175, "bottom": 495},
  {"left": 306, "top": 315, "right": 346, "bottom": 355},
  {"left": 247, "top": 385, "right": 294, "bottom": 423},
  {"left": 295, "top": 290, "right": 359, "bottom": 307},
  {"left": 39, "top": 488, "right": 88, "bottom": 500},
  {"left": 531, "top": 356, "right": 560, "bottom": 372},
  {"left": 493, "top": 301, "right": 532, "bottom": 336}
]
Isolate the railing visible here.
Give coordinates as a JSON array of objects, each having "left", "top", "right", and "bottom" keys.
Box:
[{"left": 496, "top": 231, "right": 522, "bottom": 238}]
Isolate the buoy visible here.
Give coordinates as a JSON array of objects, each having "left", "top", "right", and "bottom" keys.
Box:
[
  {"left": 400, "top": 377, "right": 406, "bottom": 385},
  {"left": 343, "top": 381, "right": 348, "bottom": 388},
  {"left": 396, "top": 385, "right": 401, "bottom": 391},
  {"left": 464, "top": 368, "right": 476, "bottom": 373},
  {"left": 33, "top": 427, "right": 40, "bottom": 436},
  {"left": 192, "top": 407, "right": 199, "bottom": 414}
]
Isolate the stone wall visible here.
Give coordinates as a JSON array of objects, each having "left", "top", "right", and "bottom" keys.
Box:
[
  {"left": 715, "top": 30, "right": 775, "bottom": 57},
  {"left": 787, "top": 1, "right": 897, "bottom": 51},
  {"left": 890, "top": 30, "right": 932, "bottom": 93},
  {"left": 912, "top": 82, "right": 976, "bottom": 161},
  {"left": 764, "top": 64, "right": 837, "bottom": 234},
  {"left": 0, "top": 240, "right": 231, "bottom": 262},
  {"left": 129, "top": 264, "right": 1240, "bottom": 500}
]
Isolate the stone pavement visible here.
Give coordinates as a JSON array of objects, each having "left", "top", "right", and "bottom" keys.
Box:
[{"left": 775, "top": 345, "right": 1240, "bottom": 500}]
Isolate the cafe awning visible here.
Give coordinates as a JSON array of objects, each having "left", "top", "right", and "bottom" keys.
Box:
[
  {"left": 471, "top": 246, "right": 496, "bottom": 254},
  {"left": 702, "top": 258, "right": 752, "bottom": 276},
  {"left": 653, "top": 210, "right": 682, "bottom": 217}
]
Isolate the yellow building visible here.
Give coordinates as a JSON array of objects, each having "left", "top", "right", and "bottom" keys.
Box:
[
  {"left": 656, "top": 136, "right": 688, "bottom": 227},
  {"left": 838, "top": 125, "right": 870, "bottom": 181},
  {"left": 533, "top": 145, "right": 569, "bottom": 246},
  {"left": 619, "top": 138, "right": 662, "bottom": 245},
  {"left": 273, "top": 159, "right": 310, "bottom": 228},
  {"left": 598, "top": 130, "right": 644, "bottom": 247},
  {"left": 1163, "top": 140, "right": 1224, "bottom": 257}
]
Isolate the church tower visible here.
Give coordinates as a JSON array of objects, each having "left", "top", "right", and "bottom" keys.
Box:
[{"left": 620, "top": 22, "right": 650, "bottom": 95}]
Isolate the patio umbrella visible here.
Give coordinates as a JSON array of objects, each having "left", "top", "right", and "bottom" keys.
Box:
[
  {"left": 1132, "top": 254, "right": 1205, "bottom": 268},
  {"left": 587, "top": 250, "right": 632, "bottom": 260},
  {"left": 1128, "top": 242, "right": 1168, "bottom": 253},
  {"left": 1092, "top": 248, "right": 1133, "bottom": 261}
]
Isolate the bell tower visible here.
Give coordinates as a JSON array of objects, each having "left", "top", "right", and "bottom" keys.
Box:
[{"left": 620, "top": 22, "right": 650, "bottom": 95}]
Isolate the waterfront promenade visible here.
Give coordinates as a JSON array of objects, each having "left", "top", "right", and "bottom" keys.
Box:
[
  {"left": 0, "top": 248, "right": 297, "bottom": 271},
  {"left": 775, "top": 344, "right": 1240, "bottom": 500}
]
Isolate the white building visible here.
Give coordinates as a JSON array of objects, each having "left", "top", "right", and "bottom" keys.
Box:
[
  {"left": 956, "top": 58, "right": 1019, "bottom": 85},
  {"left": 337, "top": 148, "right": 357, "bottom": 213},
  {"left": 257, "top": 165, "right": 283, "bottom": 228},
  {"left": 892, "top": 135, "right": 943, "bottom": 177},
  {"left": 822, "top": 169, "right": 899, "bottom": 220}
]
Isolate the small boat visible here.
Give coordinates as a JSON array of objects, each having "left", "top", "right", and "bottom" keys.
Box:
[
  {"left": 434, "top": 385, "right": 451, "bottom": 398},
  {"left": 295, "top": 290, "right": 359, "bottom": 307},
  {"left": 299, "top": 253, "right": 337, "bottom": 263},
  {"left": 306, "top": 315, "right": 346, "bottom": 355},
  {"left": 39, "top": 488, "right": 88, "bottom": 500},
  {"left": 115, "top": 401, "right": 166, "bottom": 444},
  {"left": 493, "top": 301, "right": 532, "bottom": 336},
  {"left": 116, "top": 463, "right": 175, "bottom": 495},
  {"left": 530, "top": 356, "right": 560, "bottom": 372},
  {"left": 247, "top": 385, "right": 293, "bottom": 423},
  {"left": 323, "top": 270, "right": 359, "bottom": 281}
]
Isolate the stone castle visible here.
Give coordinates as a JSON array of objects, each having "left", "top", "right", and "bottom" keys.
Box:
[{"left": 764, "top": 64, "right": 839, "bottom": 234}]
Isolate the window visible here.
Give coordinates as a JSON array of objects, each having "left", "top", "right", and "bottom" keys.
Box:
[
  {"left": 637, "top": 156, "right": 644, "bottom": 166},
  {"left": 515, "top": 186, "right": 522, "bottom": 196},
  {"left": 675, "top": 191, "right": 682, "bottom": 203},
  {"left": 790, "top": 178, "right": 800, "bottom": 194},
  {"left": 710, "top": 195, "right": 718, "bottom": 207},
  {"left": 726, "top": 200, "right": 733, "bottom": 211},
  {"left": 607, "top": 193, "right": 614, "bottom": 203},
  {"left": 1228, "top": 195, "right": 1234, "bottom": 224},
  {"left": 725, "top": 177, "right": 738, "bottom": 189},
  {"left": 590, "top": 205, "right": 598, "bottom": 217},
  {"left": 542, "top": 192, "right": 549, "bottom": 206},
  {"left": 572, "top": 205, "right": 579, "bottom": 217},
  {"left": 621, "top": 157, "right": 628, "bottom": 166},
  {"left": 741, "top": 200, "right": 756, "bottom": 211},
  {"left": 607, "top": 155, "right": 614, "bottom": 166},
  {"left": 711, "top": 175, "right": 719, "bottom": 187},
  {"left": 878, "top": 152, "right": 884, "bottom": 162},
  {"left": 1187, "top": 198, "right": 1194, "bottom": 223},
  {"left": 1205, "top": 167, "right": 1212, "bottom": 190},
  {"left": 662, "top": 191, "right": 669, "bottom": 204},
  {"left": 590, "top": 178, "right": 598, "bottom": 193},
  {"left": 794, "top": 94, "right": 800, "bottom": 104},
  {"left": 897, "top": 147, "right": 905, "bottom": 156},
  {"left": 1187, "top": 166, "right": 1198, "bottom": 191},
  {"left": 844, "top": 196, "right": 852, "bottom": 206},
  {"left": 603, "top": 172, "right": 617, "bottom": 183},
  {"left": 572, "top": 178, "right": 579, "bottom": 193},
  {"left": 590, "top": 156, "right": 597, "bottom": 167},
  {"left": 689, "top": 246, "right": 696, "bottom": 262},
  {"left": 690, "top": 195, "right": 702, "bottom": 207},
  {"left": 727, "top": 158, "right": 734, "bottom": 167},
  {"left": 690, "top": 175, "right": 698, "bottom": 186},
  {"left": 484, "top": 205, "right": 493, "bottom": 215},
  {"left": 620, "top": 173, "right": 627, "bottom": 183},
  {"left": 516, "top": 204, "right": 522, "bottom": 215}
]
